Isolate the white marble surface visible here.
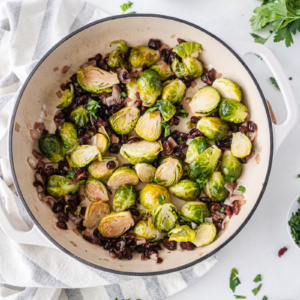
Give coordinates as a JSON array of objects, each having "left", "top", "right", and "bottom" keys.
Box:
[{"left": 88, "top": 0, "right": 300, "bottom": 299}]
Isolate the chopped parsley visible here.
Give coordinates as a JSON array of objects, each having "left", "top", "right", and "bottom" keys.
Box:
[
  {"left": 298, "top": 197, "right": 300, "bottom": 204},
  {"left": 234, "top": 296, "right": 246, "bottom": 299},
  {"left": 253, "top": 274, "right": 262, "bottom": 283},
  {"left": 128, "top": 11, "right": 136, "bottom": 14},
  {"left": 146, "top": 106, "right": 158, "bottom": 113},
  {"left": 87, "top": 99, "right": 100, "bottom": 118},
  {"left": 288, "top": 208, "right": 300, "bottom": 246},
  {"left": 269, "top": 77, "right": 280, "bottom": 91},
  {"left": 224, "top": 176, "right": 236, "bottom": 182},
  {"left": 230, "top": 268, "right": 241, "bottom": 293},
  {"left": 178, "top": 137, "right": 185, "bottom": 143},
  {"left": 120, "top": 1, "right": 133, "bottom": 12},
  {"left": 121, "top": 92, "right": 127, "bottom": 97},
  {"left": 289, "top": 77, "right": 293, "bottom": 80},
  {"left": 237, "top": 185, "right": 246, "bottom": 193},
  {"left": 252, "top": 283, "right": 262, "bottom": 296},
  {"left": 66, "top": 169, "right": 76, "bottom": 181},
  {"left": 220, "top": 206, "right": 225, "bottom": 213},
  {"left": 180, "top": 215, "right": 194, "bottom": 223},
  {"left": 196, "top": 175, "right": 208, "bottom": 189},
  {"left": 149, "top": 177, "right": 166, "bottom": 184},
  {"left": 71, "top": 180, "right": 86, "bottom": 194},
  {"left": 180, "top": 108, "right": 189, "bottom": 118},
  {"left": 262, "top": 296, "right": 268, "bottom": 300},
  {"left": 160, "top": 122, "right": 171, "bottom": 137},
  {"left": 159, "top": 194, "right": 166, "bottom": 205}
]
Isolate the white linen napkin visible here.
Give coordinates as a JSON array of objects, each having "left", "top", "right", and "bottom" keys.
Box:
[{"left": 0, "top": 1, "right": 218, "bottom": 299}]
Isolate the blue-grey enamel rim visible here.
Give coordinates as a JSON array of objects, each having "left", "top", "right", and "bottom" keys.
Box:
[{"left": 8, "top": 14, "right": 274, "bottom": 276}]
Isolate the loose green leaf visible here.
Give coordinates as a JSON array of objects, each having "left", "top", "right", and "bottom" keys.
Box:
[
  {"left": 224, "top": 176, "right": 236, "bottom": 182},
  {"left": 234, "top": 296, "right": 246, "bottom": 299},
  {"left": 220, "top": 206, "right": 225, "bottom": 213},
  {"left": 159, "top": 194, "right": 166, "bottom": 205},
  {"left": 180, "top": 215, "right": 195, "bottom": 223},
  {"left": 87, "top": 99, "right": 100, "bottom": 118},
  {"left": 297, "top": 197, "right": 300, "bottom": 204},
  {"left": 120, "top": 1, "right": 133, "bottom": 12},
  {"left": 196, "top": 175, "right": 208, "bottom": 189},
  {"left": 160, "top": 122, "right": 171, "bottom": 137},
  {"left": 66, "top": 169, "right": 76, "bottom": 181},
  {"left": 71, "top": 180, "right": 86, "bottom": 195},
  {"left": 252, "top": 283, "right": 262, "bottom": 296},
  {"left": 237, "top": 185, "right": 246, "bottom": 193},
  {"left": 269, "top": 77, "right": 280, "bottom": 90},
  {"left": 179, "top": 137, "right": 185, "bottom": 143},
  {"left": 180, "top": 108, "right": 189, "bottom": 118},
  {"left": 297, "top": 174, "right": 300, "bottom": 178},
  {"left": 230, "top": 268, "right": 241, "bottom": 293},
  {"left": 288, "top": 208, "right": 300, "bottom": 245},
  {"left": 146, "top": 106, "right": 158, "bottom": 113},
  {"left": 253, "top": 274, "right": 262, "bottom": 283},
  {"left": 262, "top": 296, "right": 268, "bottom": 300},
  {"left": 149, "top": 176, "right": 166, "bottom": 184},
  {"left": 289, "top": 77, "right": 293, "bottom": 80},
  {"left": 121, "top": 92, "right": 127, "bottom": 97},
  {"left": 128, "top": 11, "right": 136, "bottom": 14},
  {"left": 255, "top": 54, "right": 263, "bottom": 60}
]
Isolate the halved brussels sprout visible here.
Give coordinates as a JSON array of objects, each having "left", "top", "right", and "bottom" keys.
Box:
[
  {"left": 126, "top": 78, "right": 139, "bottom": 107},
  {"left": 150, "top": 62, "right": 173, "bottom": 81},
  {"left": 172, "top": 42, "right": 202, "bottom": 58},
  {"left": 83, "top": 201, "right": 110, "bottom": 228},
  {"left": 129, "top": 46, "right": 160, "bottom": 67},
  {"left": 90, "top": 132, "right": 110, "bottom": 155},
  {"left": 197, "top": 117, "right": 229, "bottom": 141},
  {"left": 212, "top": 78, "right": 242, "bottom": 102},
  {"left": 140, "top": 183, "right": 171, "bottom": 214},
  {"left": 181, "top": 201, "right": 211, "bottom": 224},
  {"left": 161, "top": 79, "right": 186, "bottom": 105},
  {"left": 168, "top": 224, "right": 196, "bottom": 242},
  {"left": 98, "top": 211, "right": 134, "bottom": 238},
  {"left": 57, "top": 84, "right": 74, "bottom": 108},
  {"left": 60, "top": 122, "right": 77, "bottom": 153},
  {"left": 204, "top": 171, "right": 229, "bottom": 201},
  {"left": 156, "top": 99, "right": 176, "bottom": 122},
  {"left": 153, "top": 203, "right": 178, "bottom": 233},
  {"left": 107, "top": 167, "right": 139, "bottom": 189},
  {"left": 155, "top": 156, "right": 183, "bottom": 187},
  {"left": 169, "top": 179, "right": 201, "bottom": 201},
  {"left": 46, "top": 175, "right": 77, "bottom": 197},
  {"left": 189, "top": 86, "right": 221, "bottom": 114},
  {"left": 38, "top": 134, "right": 63, "bottom": 163},
  {"left": 134, "top": 218, "right": 157, "bottom": 240},
  {"left": 231, "top": 132, "right": 252, "bottom": 158},
  {"left": 221, "top": 150, "right": 242, "bottom": 179},
  {"left": 135, "top": 163, "right": 156, "bottom": 183},
  {"left": 113, "top": 184, "right": 137, "bottom": 212},
  {"left": 137, "top": 69, "right": 162, "bottom": 107},
  {"left": 88, "top": 156, "right": 119, "bottom": 180},
  {"left": 77, "top": 66, "right": 119, "bottom": 93},
  {"left": 109, "top": 106, "right": 140, "bottom": 135},
  {"left": 135, "top": 111, "right": 162, "bottom": 141},
  {"left": 84, "top": 178, "right": 109, "bottom": 202},
  {"left": 171, "top": 58, "right": 188, "bottom": 78},
  {"left": 120, "top": 140, "right": 162, "bottom": 164},
  {"left": 110, "top": 40, "right": 129, "bottom": 53},
  {"left": 185, "top": 136, "right": 209, "bottom": 164},
  {"left": 108, "top": 41, "right": 129, "bottom": 69},
  {"left": 70, "top": 145, "right": 101, "bottom": 168},
  {"left": 219, "top": 99, "right": 248, "bottom": 123},
  {"left": 189, "top": 145, "right": 221, "bottom": 178},
  {"left": 69, "top": 105, "right": 89, "bottom": 128},
  {"left": 193, "top": 222, "right": 217, "bottom": 247},
  {"left": 182, "top": 56, "right": 203, "bottom": 78}
]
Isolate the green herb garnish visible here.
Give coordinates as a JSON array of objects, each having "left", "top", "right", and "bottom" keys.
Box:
[
  {"left": 289, "top": 77, "right": 293, "bottom": 80},
  {"left": 238, "top": 185, "right": 246, "bottom": 193},
  {"left": 224, "top": 176, "right": 236, "bottom": 182},
  {"left": 180, "top": 108, "right": 189, "bottom": 118},
  {"left": 234, "top": 296, "right": 246, "bottom": 299},
  {"left": 230, "top": 268, "right": 241, "bottom": 293},
  {"left": 179, "top": 137, "right": 185, "bottom": 143},
  {"left": 120, "top": 1, "right": 133, "bottom": 12},
  {"left": 71, "top": 180, "right": 86, "bottom": 195},
  {"left": 159, "top": 194, "right": 166, "bottom": 205},
  {"left": 253, "top": 274, "right": 262, "bottom": 283},
  {"left": 196, "top": 175, "right": 208, "bottom": 189},
  {"left": 149, "top": 176, "right": 166, "bottom": 184},
  {"left": 128, "top": 11, "right": 136, "bottom": 14},
  {"left": 160, "top": 122, "right": 171, "bottom": 137},
  {"left": 252, "top": 283, "right": 262, "bottom": 296},
  {"left": 269, "top": 77, "right": 280, "bottom": 90},
  {"left": 146, "top": 106, "right": 158, "bottom": 113},
  {"left": 220, "top": 207, "right": 225, "bottom": 213},
  {"left": 121, "top": 92, "right": 127, "bottom": 97},
  {"left": 262, "top": 296, "right": 268, "bottom": 300},
  {"left": 180, "top": 215, "right": 194, "bottom": 222},
  {"left": 288, "top": 208, "right": 300, "bottom": 245},
  {"left": 297, "top": 197, "right": 300, "bottom": 204},
  {"left": 87, "top": 99, "right": 100, "bottom": 118},
  {"left": 66, "top": 169, "right": 76, "bottom": 181}
]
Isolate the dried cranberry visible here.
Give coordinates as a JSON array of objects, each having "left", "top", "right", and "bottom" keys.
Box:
[
  {"left": 157, "top": 257, "right": 163, "bottom": 264},
  {"left": 181, "top": 75, "right": 194, "bottom": 88},
  {"left": 77, "top": 128, "right": 85, "bottom": 137},
  {"left": 121, "top": 135, "right": 128, "bottom": 144},
  {"left": 80, "top": 206, "right": 86, "bottom": 215},
  {"left": 210, "top": 112, "right": 219, "bottom": 117},
  {"left": 148, "top": 39, "right": 161, "bottom": 50},
  {"left": 160, "top": 49, "right": 170, "bottom": 63},
  {"left": 199, "top": 197, "right": 211, "bottom": 204},
  {"left": 226, "top": 206, "right": 233, "bottom": 217},
  {"left": 134, "top": 99, "right": 142, "bottom": 108},
  {"left": 190, "top": 116, "right": 200, "bottom": 124},
  {"left": 201, "top": 68, "right": 216, "bottom": 86},
  {"left": 70, "top": 74, "right": 77, "bottom": 83},
  {"left": 162, "top": 237, "right": 177, "bottom": 251},
  {"left": 56, "top": 221, "right": 67, "bottom": 230},
  {"left": 278, "top": 247, "right": 288, "bottom": 257},
  {"left": 229, "top": 123, "right": 239, "bottom": 133},
  {"left": 168, "top": 51, "right": 180, "bottom": 64},
  {"left": 239, "top": 125, "right": 249, "bottom": 132},
  {"left": 57, "top": 212, "right": 68, "bottom": 222},
  {"left": 210, "top": 203, "right": 221, "bottom": 212},
  {"left": 169, "top": 116, "right": 180, "bottom": 126},
  {"left": 247, "top": 121, "right": 257, "bottom": 132},
  {"left": 52, "top": 202, "right": 64, "bottom": 213},
  {"left": 109, "top": 143, "right": 121, "bottom": 154},
  {"left": 232, "top": 201, "right": 239, "bottom": 215},
  {"left": 45, "top": 167, "right": 54, "bottom": 176},
  {"left": 127, "top": 137, "right": 140, "bottom": 144},
  {"left": 107, "top": 161, "right": 116, "bottom": 170},
  {"left": 128, "top": 207, "right": 140, "bottom": 217},
  {"left": 96, "top": 120, "right": 108, "bottom": 128}
]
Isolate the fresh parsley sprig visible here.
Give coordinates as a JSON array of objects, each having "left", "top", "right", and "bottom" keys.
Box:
[
  {"left": 120, "top": 1, "right": 133, "bottom": 12},
  {"left": 87, "top": 99, "right": 100, "bottom": 118},
  {"left": 66, "top": 169, "right": 76, "bottom": 181},
  {"left": 230, "top": 268, "right": 241, "bottom": 293},
  {"left": 160, "top": 122, "right": 171, "bottom": 137},
  {"left": 71, "top": 180, "right": 86, "bottom": 194}
]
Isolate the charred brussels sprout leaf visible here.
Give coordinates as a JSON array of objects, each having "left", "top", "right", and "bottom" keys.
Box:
[
  {"left": 137, "top": 69, "right": 162, "bottom": 107},
  {"left": 172, "top": 42, "right": 202, "bottom": 58},
  {"left": 197, "top": 117, "right": 229, "bottom": 141},
  {"left": 135, "top": 111, "right": 162, "bottom": 141},
  {"left": 83, "top": 201, "right": 110, "bottom": 229},
  {"left": 134, "top": 218, "right": 157, "bottom": 240},
  {"left": 221, "top": 150, "right": 242, "bottom": 179},
  {"left": 84, "top": 178, "right": 109, "bottom": 202},
  {"left": 60, "top": 122, "right": 77, "bottom": 154},
  {"left": 109, "top": 106, "right": 140, "bottom": 135},
  {"left": 193, "top": 222, "right": 217, "bottom": 247},
  {"left": 77, "top": 66, "right": 119, "bottom": 93},
  {"left": 88, "top": 156, "right": 119, "bottom": 180},
  {"left": 219, "top": 99, "right": 248, "bottom": 123},
  {"left": 69, "top": 105, "right": 89, "bottom": 128},
  {"left": 57, "top": 84, "right": 74, "bottom": 108},
  {"left": 168, "top": 224, "right": 196, "bottom": 242},
  {"left": 46, "top": 175, "right": 77, "bottom": 197},
  {"left": 204, "top": 171, "right": 229, "bottom": 201},
  {"left": 169, "top": 179, "right": 201, "bottom": 201},
  {"left": 182, "top": 56, "right": 203, "bottom": 78},
  {"left": 107, "top": 167, "right": 139, "bottom": 189},
  {"left": 231, "top": 132, "right": 252, "bottom": 158},
  {"left": 153, "top": 203, "right": 178, "bottom": 233},
  {"left": 150, "top": 62, "right": 173, "bottom": 81},
  {"left": 70, "top": 145, "right": 101, "bottom": 168},
  {"left": 212, "top": 78, "right": 242, "bottom": 102},
  {"left": 113, "top": 184, "right": 137, "bottom": 212},
  {"left": 125, "top": 78, "right": 139, "bottom": 107},
  {"left": 98, "top": 211, "right": 134, "bottom": 238},
  {"left": 135, "top": 163, "right": 156, "bottom": 183},
  {"left": 38, "top": 134, "right": 63, "bottom": 163},
  {"left": 185, "top": 136, "right": 209, "bottom": 164},
  {"left": 171, "top": 58, "right": 189, "bottom": 78},
  {"left": 181, "top": 201, "right": 211, "bottom": 224},
  {"left": 156, "top": 99, "right": 176, "bottom": 122},
  {"left": 161, "top": 79, "right": 186, "bottom": 105},
  {"left": 129, "top": 46, "right": 160, "bottom": 67}
]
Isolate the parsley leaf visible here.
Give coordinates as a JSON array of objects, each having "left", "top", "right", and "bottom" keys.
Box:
[
  {"left": 230, "top": 268, "right": 241, "bottom": 293},
  {"left": 87, "top": 99, "right": 100, "bottom": 118},
  {"left": 66, "top": 169, "right": 76, "bottom": 181},
  {"left": 288, "top": 208, "right": 300, "bottom": 245},
  {"left": 237, "top": 185, "right": 246, "bottom": 193},
  {"left": 196, "top": 174, "right": 208, "bottom": 189},
  {"left": 71, "top": 180, "right": 86, "bottom": 195},
  {"left": 121, "top": 92, "right": 127, "bottom": 97},
  {"left": 146, "top": 106, "right": 158, "bottom": 113},
  {"left": 252, "top": 283, "right": 262, "bottom": 296},
  {"left": 262, "top": 296, "right": 268, "bottom": 300},
  {"left": 160, "top": 122, "right": 171, "bottom": 137},
  {"left": 220, "top": 206, "right": 225, "bottom": 213},
  {"left": 149, "top": 176, "right": 166, "bottom": 184},
  {"left": 298, "top": 197, "right": 300, "bottom": 204},
  {"left": 128, "top": 11, "right": 136, "bottom": 14},
  {"left": 180, "top": 108, "right": 189, "bottom": 118},
  {"left": 179, "top": 137, "right": 185, "bottom": 143},
  {"left": 120, "top": 1, "right": 133, "bottom": 12},
  {"left": 269, "top": 77, "right": 280, "bottom": 90},
  {"left": 159, "top": 194, "right": 166, "bottom": 205},
  {"left": 253, "top": 274, "right": 262, "bottom": 283},
  {"left": 234, "top": 296, "right": 246, "bottom": 299},
  {"left": 289, "top": 77, "right": 293, "bottom": 80},
  {"left": 224, "top": 176, "right": 236, "bottom": 182},
  {"left": 180, "top": 215, "right": 194, "bottom": 223}
]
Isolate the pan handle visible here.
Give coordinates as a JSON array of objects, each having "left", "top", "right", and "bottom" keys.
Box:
[{"left": 228, "top": 41, "right": 298, "bottom": 152}]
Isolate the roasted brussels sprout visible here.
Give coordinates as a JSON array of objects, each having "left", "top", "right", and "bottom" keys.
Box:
[
  {"left": 98, "top": 211, "right": 134, "bottom": 238},
  {"left": 171, "top": 58, "right": 188, "bottom": 78},
  {"left": 38, "top": 134, "right": 63, "bottom": 163},
  {"left": 57, "top": 84, "right": 74, "bottom": 108},
  {"left": 204, "top": 171, "right": 229, "bottom": 201},
  {"left": 156, "top": 99, "right": 176, "bottom": 122},
  {"left": 84, "top": 178, "right": 109, "bottom": 202},
  {"left": 70, "top": 145, "right": 101, "bottom": 168},
  {"left": 212, "top": 78, "right": 242, "bottom": 102},
  {"left": 189, "top": 145, "right": 221, "bottom": 178},
  {"left": 46, "top": 175, "right": 77, "bottom": 197},
  {"left": 197, "top": 117, "right": 229, "bottom": 141},
  {"left": 135, "top": 111, "right": 162, "bottom": 141},
  {"left": 168, "top": 224, "right": 196, "bottom": 242},
  {"left": 180, "top": 201, "right": 211, "bottom": 224},
  {"left": 120, "top": 140, "right": 162, "bottom": 164},
  {"left": 161, "top": 79, "right": 186, "bottom": 105},
  {"left": 231, "top": 132, "right": 252, "bottom": 158},
  {"left": 83, "top": 201, "right": 110, "bottom": 228},
  {"left": 110, "top": 40, "right": 129, "bottom": 53},
  {"left": 169, "top": 179, "right": 201, "bottom": 201},
  {"left": 107, "top": 167, "right": 139, "bottom": 189},
  {"left": 135, "top": 163, "right": 156, "bottom": 183},
  {"left": 155, "top": 156, "right": 183, "bottom": 187},
  {"left": 182, "top": 56, "right": 203, "bottom": 78},
  {"left": 113, "top": 184, "right": 137, "bottom": 212},
  {"left": 129, "top": 46, "right": 160, "bottom": 67},
  {"left": 90, "top": 132, "right": 110, "bottom": 155},
  {"left": 140, "top": 183, "right": 171, "bottom": 214},
  {"left": 108, "top": 41, "right": 129, "bottom": 69},
  {"left": 134, "top": 218, "right": 157, "bottom": 240},
  {"left": 109, "top": 106, "right": 140, "bottom": 135},
  {"left": 185, "top": 136, "right": 209, "bottom": 164},
  {"left": 77, "top": 66, "right": 119, "bottom": 93},
  {"left": 153, "top": 203, "right": 178, "bottom": 233},
  {"left": 189, "top": 86, "right": 221, "bottom": 114},
  {"left": 221, "top": 150, "right": 242, "bottom": 179},
  {"left": 137, "top": 69, "right": 162, "bottom": 107},
  {"left": 125, "top": 78, "right": 139, "bottom": 107},
  {"left": 88, "top": 156, "right": 119, "bottom": 180},
  {"left": 150, "top": 62, "right": 173, "bottom": 81},
  {"left": 60, "top": 122, "right": 77, "bottom": 153},
  {"left": 172, "top": 42, "right": 202, "bottom": 58},
  {"left": 193, "top": 222, "right": 217, "bottom": 247},
  {"left": 69, "top": 105, "right": 89, "bottom": 128},
  {"left": 219, "top": 99, "right": 248, "bottom": 123}
]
